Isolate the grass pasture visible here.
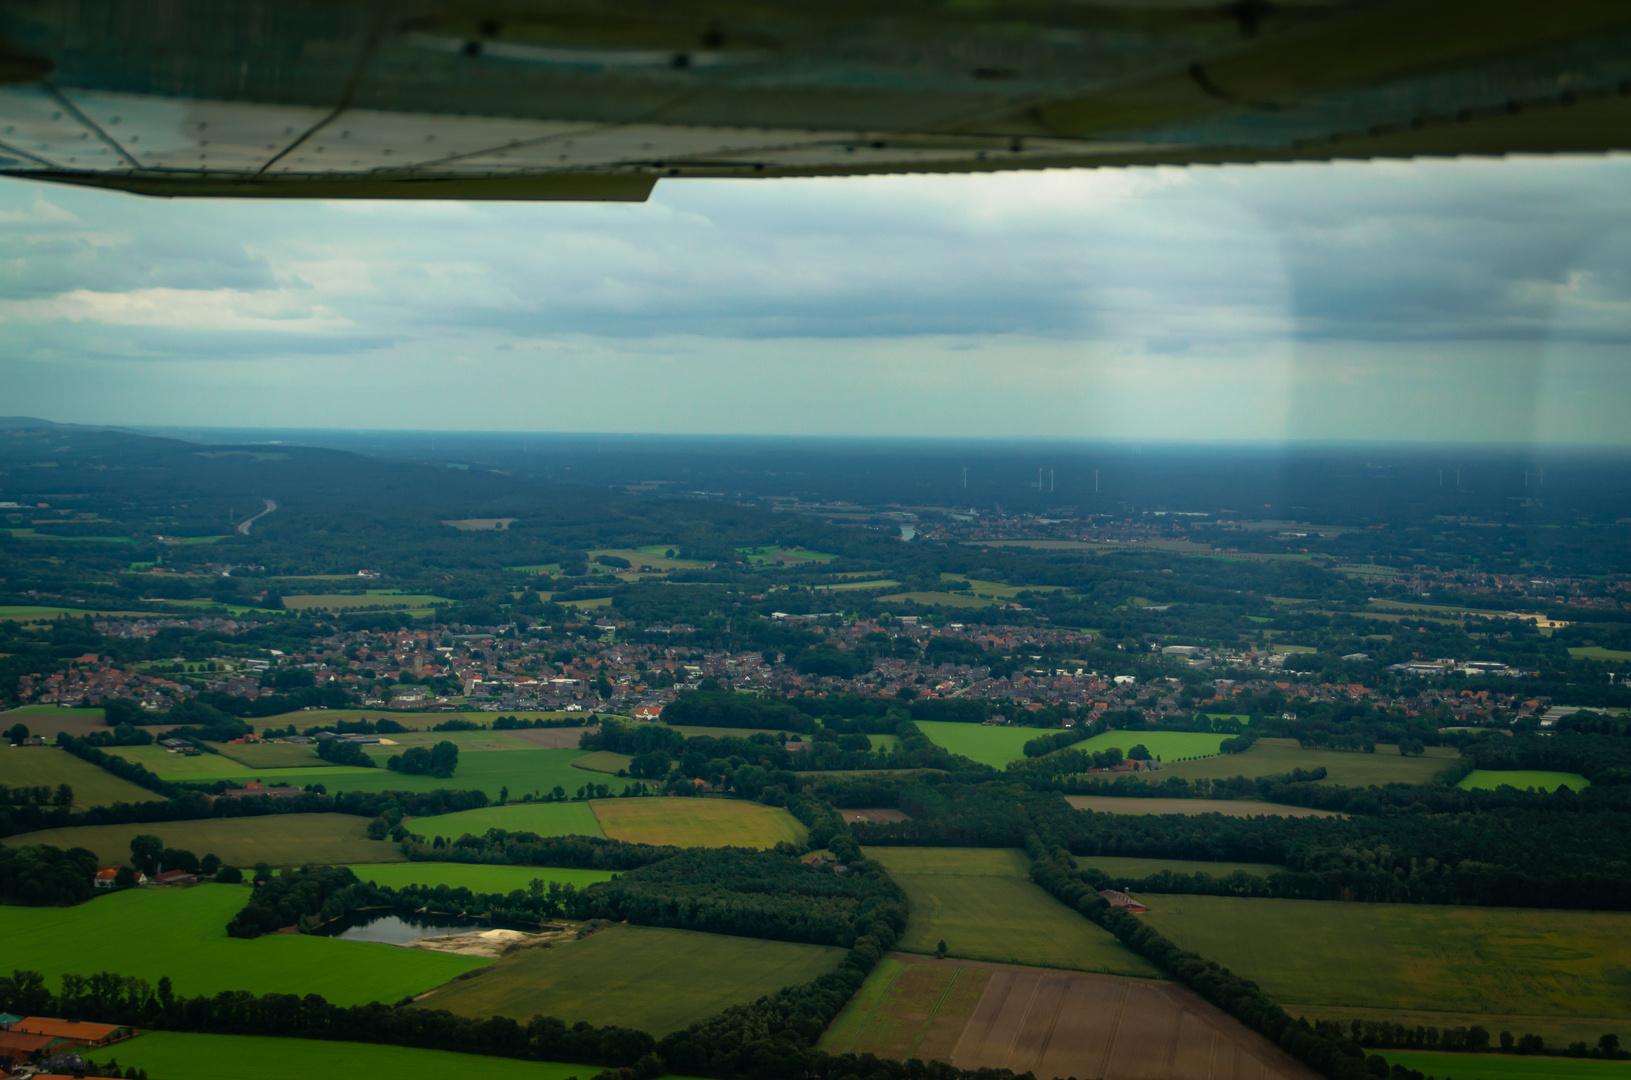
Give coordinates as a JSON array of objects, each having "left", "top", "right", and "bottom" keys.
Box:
[
  {"left": 590, "top": 797, "right": 807, "bottom": 848},
  {"left": 590, "top": 548, "right": 704, "bottom": 572},
  {"left": 820, "top": 957, "right": 989, "bottom": 1061},
  {"left": 165, "top": 748, "right": 605, "bottom": 801},
  {"left": 912, "top": 721, "right": 1052, "bottom": 767},
  {"left": 1139, "top": 895, "right": 1631, "bottom": 1046},
  {"left": 572, "top": 750, "right": 633, "bottom": 774},
  {"left": 345, "top": 862, "right": 615, "bottom": 893},
  {"left": 1069, "top": 730, "right": 1230, "bottom": 763},
  {"left": 107, "top": 1032, "right": 676, "bottom": 1080},
  {"left": 1570, "top": 646, "right": 1631, "bottom": 662},
  {"left": 0, "top": 746, "right": 160, "bottom": 807},
  {"left": 410, "top": 800, "right": 606, "bottom": 840},
  {"left": 1066, "top": 796, "right": 1342, "bottom": 818},
  {"left": 3, "top": 812, "right": 404, "bottom": 867},
  {"left": 419, "top": 924, "right": 845, "bottom": 1035},
  {"left": 280, "top": 592, "right": 449, "bottom": 611},
  {"left": 866, "top": 847, "right": 1160, "bottom": 978},
  {"left": 0, "top": 885, "right": 484, "bottom": 1004},
  {"left": 1458, "top": 769, "right": 1591, "bottom": 792},
  {"left": 876, "top": 591, "right": 997, "bottom": 609},
  {"left": 210, "top": 741, "right": 328, "bottom": 769},
  {"left": 1380, "top": 1051, "right": 1631, "bottom": 1080},
  {"left": 1155, "top": 737, "right": 1460, "bottom": 787}
]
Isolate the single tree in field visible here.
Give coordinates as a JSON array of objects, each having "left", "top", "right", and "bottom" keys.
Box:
[{"left": 935, "top": 940, "right": 948, "bottom": 959}]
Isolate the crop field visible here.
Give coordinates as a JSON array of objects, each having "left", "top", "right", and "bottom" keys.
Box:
[
  {"left": 590, "top": 547, "right": 704, "bottom": 571},
  {"left": 1070, "top": 730, "right": 1231, "bottom": 763},
  {"left": 112, "top": 745, "right": 258, "bottom": 774},
  {"left": 107, "top": 1032, "right": 677, "bottom": 1080},
  {"left": 1078, "top": 855, "right": 1284, "bottom": 878},
  {"left": 368, "top": 730, "right": 541, "bottom": 752},
  {"left": 0, "top": 746, "right": 159, "bottom": 806},
  {"left": 1, "top": 705, "right": 121, "bottom": 738},
  {"left": 1155, "top": 737, "right": 1461, "bottom": 787},
  {"left": 1139, "top": 895, "right": 1631, "bottom": 1046},
  {"left": 165, "top": 748, "right": 606, "bottom": 801},
  {"left": 912, "top": 721, "right": 1053, "bottom": 767},
  {"left": 572, "top": 750, "right": 633, "bottom": 773},
  {"left": 590, "top": 797, "right": 808, "bottom": 848},
  {"left": 280, "top": 592, "right": 450, "bottom": 611},
  {"left": 345, "top": 862, "right": 615, "bottom": 892},
  {"left": 3, "top": 812, "right": 405, "bottom": 867},
  {"left": 1458, "top": 769, "right": 1591, "bottom": 792},
  {"left": 876, "top": 591, "right": 997, "bottom": 609},
  {"left": 418, "top": 924, "right": 845, "bottom": 1035},
  {"left": 738, "top": 545, "right": 838, "bottom": 565},
  {"left": 410, "top": 800, "right": 606, "bottom": 840},
  {"left": 0, "top": 885, "right": 485, "bottom": 1004},
  {"left": 1380, "top": 1051, "right": 1631, "bottom": 1080},
  {"left": 866, "top": 847, "right": 1160, "bottom": 977},
  {"left": 666, "top": 724, "right": 783, "bottom": 739},
  {"left": 863, "top": 846, "right": 1033, "bottom": 877},
  {"left": 1067, "top": 795, "right": 1342, "bottom": 818},
  {"left": 938, "top": 574, "right": 1066, "bottom": 600},
  {"left": 209, "top": 740, "right": 328, "bottom": 768},
  {"left": 821, "top": 956, "right": 1319, "bottom": 1080}
]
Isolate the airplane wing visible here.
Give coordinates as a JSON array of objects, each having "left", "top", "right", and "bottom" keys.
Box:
[{"left": 0, "top": 0, "right": 1627, "bottom": 201}]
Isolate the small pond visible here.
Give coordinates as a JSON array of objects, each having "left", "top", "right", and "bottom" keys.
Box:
[{"left": 313, "top": 909, "right": 536, "bottom": 945}]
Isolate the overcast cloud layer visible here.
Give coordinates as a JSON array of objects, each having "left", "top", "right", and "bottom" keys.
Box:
[{"left": 1, "top": 155, "right": 1628, "bottom": 443}]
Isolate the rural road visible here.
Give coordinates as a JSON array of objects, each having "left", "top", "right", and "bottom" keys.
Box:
[{"left": 237, "top": 498, "right": 277, "bottom": 535}]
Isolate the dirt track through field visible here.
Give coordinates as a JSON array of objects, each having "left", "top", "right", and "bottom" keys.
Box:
[{"left": 841, "top": 955, "right": 1319, "bottom": 1080}]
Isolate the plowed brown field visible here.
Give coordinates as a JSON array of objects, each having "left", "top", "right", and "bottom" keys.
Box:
[{"left": 825, "top": 955, "right": 1319, "bottom": 1080}]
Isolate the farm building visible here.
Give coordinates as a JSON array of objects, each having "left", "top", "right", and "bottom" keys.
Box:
[
  {"left": 93, "top": 867, "right": 149, "bottom": 888},
  {"left": 1098, "top": 889, "right": 1148, "bottom": 913},
  {"left": 215, "top": 780, "right": 304, "bottom": 801},
  {"left": 151, "top": 869, "right": 198, "bottom": 886},
  {"left": 10, "top": 1018, "right": 136, "bottom": 1047}
]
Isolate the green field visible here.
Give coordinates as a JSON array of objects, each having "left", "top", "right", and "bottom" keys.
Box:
[
  {"left": 1381, "top": 1051, "right": 1631, "bottom": 1080},
  {"left": 0, "top": 746, "right": 160, "bottom": 807},
  {"left": 164, "top": 748, "right": 605, "bottom": 801},
  {"left": 4, "top": 812, "right": 405, "bottom": 867},
  {"left": 572, "top": 750, "right": 633, "bottom": 774},
  {"left": 912, "top": 721, "right": 1053, "bottom": 767},
  {"left": 107, "top": 1032, "right": 695, "bottom": 1080},
  {"left": 410, "top": 800, "right": 606, "bottom": 840},
  {"left": 1069, "top": 730, "right": 1231, "bottom": 763},
  {"left": 862, "top": 846, "right": 1032, "bottom": 877},
  {"left": 1569, "top": 647, "right": 1631, "bottom": 662},
  {"left": 368, "top": 730, "right": 542, "bottom": 752},
  {"left": 0, "top": 886, "right": 484, "bottom": 1003},
  {"left": 591, "top": 797, "right": 808, "bottom": 848},
  {"left": 865, "top": 847, "right": 1160, "bottom": 978},
  {"left": 344, "top": 862, "right": 615, "bottom": 892},
  {"left": 113, "top": 744, "right": 263, "bottom": 774},
  {"left": 1155, "top": 737, "right": 1461, "bottom": 787},
  {"left": 418, "top": 924, "right": 845, "bottom": 1035},
  {"left": 1458, "top": 770, "right": 1591, "bottom": 792},
  {"left": 280, "top": 592, "right": 450, "bottom": 611},
  {"left": 210, "top": 740, "right": 328, "bottom": 769},
  {"left": 876, "top": 591, "right": 995, "bottom": 609},
  {"left": 1, "top": 706, "right": 121, "bottom": 739},
  {"left": 868, "top": 734, "right": 903, "bottom": 752},
  {"left": 1139, "top": 895, "right": 1631, "bottom": 1046},
  {"left": 1078, "top": 855, "right": 1283, "bottom": 878}
]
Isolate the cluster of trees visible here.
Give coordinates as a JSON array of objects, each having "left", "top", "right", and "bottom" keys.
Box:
[
  {"left": 0, "top": 843, "right": 98, "bottom": 905},
  {"left": 387, "top": 741, "right": 458, "bottom": 778},
  {"left": 579, "top": 848, "right": 901, "bottom": 948},
  {"left": 74, "top": 723, "right": 156, "bottom": 747},
  {"left": 316, "top": 738, "right": 376, "bottom": 768},
  {"left": 403, "top": 829, "right": 679, "bottom": 871},
  {"left": 226, "top": 865, "right": 363, "bottom": 937},
  {"left": 491, "top": 715, "right": 588, "bottom": 731}
]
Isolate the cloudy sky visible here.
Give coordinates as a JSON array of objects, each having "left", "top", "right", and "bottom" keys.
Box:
[{"left": 1, "top": 154, "right": 1628, "bottom": 444}]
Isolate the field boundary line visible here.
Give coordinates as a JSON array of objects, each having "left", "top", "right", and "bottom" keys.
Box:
[
  {"left": 1001, "top": 973, "right": 1043, "bottom": 1070},
  {"left": 907, "top": 967, "right": 964, "bottom": 1061},
  {"left": 1026, "top": 974, "right": 1067, "bottom": 1068}
]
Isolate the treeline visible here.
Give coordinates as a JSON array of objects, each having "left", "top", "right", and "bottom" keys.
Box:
[
  {"left": 0, "top": 783, "right": 72, "bottom": 806},
  {"left": 579, "top": 848, "right": 902, "bottom": 948},
  {"left": 1312, "top": 1018, "right": 1628, "bottom": 1061},
  {"left": 402, "top": 829, "right": 679, "bottom": 871},
  {"left": 846, "top": 781, "right": 1631, "bottom": 910},
  {"left": 58, "top": 734, "right": 179, "bottom": 798},
  {"left": 387, "top": 741, "right": 458, "bottom": 778},
  {"left": 0, "top": 970, "right": 657, "bottom": 1071},
  {"left": 1026, "top": 831, "right": 1375, "bottom": 1080}
]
